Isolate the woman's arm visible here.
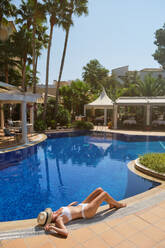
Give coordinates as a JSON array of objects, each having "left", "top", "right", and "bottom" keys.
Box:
[
  {"left": 45, "top": 216, "right": 68, "bottom": 237},
  {"left": 68, "top": 201, "right": 78, "bottom": 206},
  {"left": 45, "top": 224, "right": 68, "bottom": 237}
]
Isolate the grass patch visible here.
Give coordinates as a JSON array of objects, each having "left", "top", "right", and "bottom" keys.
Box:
[{"left": 139, "top": 153, "right": 165, "bottom": 173}]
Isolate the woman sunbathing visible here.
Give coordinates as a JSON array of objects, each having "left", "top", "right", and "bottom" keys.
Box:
[{"left": 37, "top": 187, "right": 126, "bottom": 237}]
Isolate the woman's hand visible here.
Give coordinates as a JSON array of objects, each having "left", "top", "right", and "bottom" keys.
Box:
[
  {"left": 44, "top": 223, "right": 68, "bottom": 237},
  {"left": 44, "top": 224, "right": 52, "bottom": 232}
]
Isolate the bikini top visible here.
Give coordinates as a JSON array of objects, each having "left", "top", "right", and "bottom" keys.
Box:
[{"left": 60, "top": 207, "right": 72, "bottom": 221}]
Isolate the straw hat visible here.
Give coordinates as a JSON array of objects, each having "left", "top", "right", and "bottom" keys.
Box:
[{"left": 37, "top": 208, "right": 53, "bottom": 226}]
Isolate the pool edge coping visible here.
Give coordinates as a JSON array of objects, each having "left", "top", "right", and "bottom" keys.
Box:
[{"left": 0, "top": 133, "right": 47, "bottom": 154}]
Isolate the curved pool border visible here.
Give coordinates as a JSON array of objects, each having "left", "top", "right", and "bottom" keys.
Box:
[
  {"left": 0, "top": 133, "right": 47, "bottom": 154},
  {"left": 1, "top": 129, "right": 165, "bottom": 237},
  {"left": 135, "top": 158, "right": 165, "bottom": 180}
]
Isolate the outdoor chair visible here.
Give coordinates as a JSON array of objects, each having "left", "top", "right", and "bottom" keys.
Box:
[
  {"left": 4, "top": 128, "right": 15, "bottom": 137},
  {"left": 7, "top": 119, "right": 14, "bottom": 127}
]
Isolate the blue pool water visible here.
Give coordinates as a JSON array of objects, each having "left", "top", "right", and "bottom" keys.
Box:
[{"left": 0, "top": 132, "right": 163, "bottom": 222}]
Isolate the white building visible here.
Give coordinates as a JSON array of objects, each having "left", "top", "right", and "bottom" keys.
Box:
[{"left": 112, "top": 66, "right": 165, "bottom": 83}]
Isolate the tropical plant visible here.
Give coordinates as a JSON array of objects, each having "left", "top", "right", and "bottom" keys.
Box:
[
  {"left": 59, "top": 79, "right": 91, "bottom": 117},
  {"left": 59, "top": 84, "right": 73, "bottom": 112},
  {"left": 153, "top": 23, "right": 165, "bottom": 69},
  {"left": 156, "top": 75, "right": 165, "bottom": 95},
  {"left": 56, "top": 105, "right": 71, "bottom": 126},
  {"left": 136, "top": 74, "right": 162, "bottom": 96},
  {"left": 16, "top": 0, "right": 46, "bottom": 93},
  {"left": 72, "top": 120, "right": 94, "bottom": 130},
  {"left": 104, "top": 72, "right": 121, "bottom": 90},
  {"left": 0, "top": 38, "right": 20, "bottom": 84},
  {"left": 0, "top": 0, "right": 16, "bottom": 26},
  {"left": 82, "top": 59, "right": 109, "bottom": 91},
  {"left": 11, "top": 28, "right": 32, "bottom": 90},
  {"left": 42, "top": 97, "right": 70, "bottom": 128},
  {"left": 34, "top": 119, "right": 47, "bottom": 131},
  {"left": 121, "top": 71, "right": 140, "bottom": 87},
  {"left": 106, "top": 86, "right": 122, "bottom": 101},
  {"left": 55, "top": 0, "right": 88, "bottom": 117},
  {"left": 42, "top": 0, "right": 67, "bottom": 120}
]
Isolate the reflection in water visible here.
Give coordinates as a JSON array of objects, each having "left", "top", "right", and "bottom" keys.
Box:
[
  {"left": 44, "top": 145, "right": 50, "bottom": 192},
  {"left": 0, "top": 135, "right": 161, "bottom": 221}
]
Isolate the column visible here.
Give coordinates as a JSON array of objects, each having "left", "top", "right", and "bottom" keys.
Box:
[
  {"left": 21, "top": 101, "right": 28, "bottom": 144},
  {"left": 84, "top": 105, "right": 86, "bottom": 117},
  {"left": 29, "top": 104, "right": 34, "bottom": 132},
  {"left": 104, "top": 108, "right": 107, "bottom": 125},
  {"left": 0, "top": 104, "right": 4, "bottom": 129},
  {"left": 146, "top": 104, "right": 151, "bottom": 126},
  {"left": 113, "top": 104, "right": 118, "bottom": 129},
  {"left": 91, "top": 108, "right": 95, "bottom": 122},
  {"left": 91, "top": 108, "right": 95, "bottom": 117}
]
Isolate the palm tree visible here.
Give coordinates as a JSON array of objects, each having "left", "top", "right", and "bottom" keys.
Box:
[
  {"left": 54, "top": 0, "right": 88, "bottom": 117},
  {"left": 136, "top": 74, "right": 162, "bottom": 96},
  {"left": 59, "top": 80, "right": 90, "bottom": 117},
  {"left": 42, "top": 0, "right": 67, "bottom": 120},
  {"left": 31, "top": 0, "right": 46, "bottom": 94},
  {"left": 16, "top": 0, "right": 46, "bottom": 92},
  {"left": 0, "top": 0, "right": 16, "bottom": 26},
  {"left": 0, "top": 38, "right": 20, "bottom": 84},
  {"left": 15, "top": 0, "right": 33, "bottom": 91},
  {"left": 35, "top": 24, "right": 49, "bottom": 86},
  {"left": 11, "top": 28, "right": 32, "bottom": 91}
]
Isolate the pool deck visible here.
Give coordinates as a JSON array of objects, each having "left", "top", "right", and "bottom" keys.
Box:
[{"left": 1, "top": 129, "right": 165, "bottom": 248}]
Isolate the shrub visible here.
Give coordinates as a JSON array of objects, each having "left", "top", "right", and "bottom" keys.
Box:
[
  {"left": 34, "top": 119, "right": 47, "bottom": 132},
  {"left": 139, "top": 153, "right": 165, "bottom": 173},
  {"left": 56, "top": 105, "right": 71, "bottom": 126},
  {"left": 50, "top": 120, "right": 57, "bottom": 129},
  {"left": 72, "top": 120, "right": 94, "bottom": 130}
]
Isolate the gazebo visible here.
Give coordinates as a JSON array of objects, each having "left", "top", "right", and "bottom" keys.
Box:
[
  {"left": 0, "top": 82, "right": 41, "bottom": 144},
  {"left": 114, "top": 96, "right": 165, "bottom": 129},
  {"left": 84, "top": 88, "right": 114, "bottom": 125}
]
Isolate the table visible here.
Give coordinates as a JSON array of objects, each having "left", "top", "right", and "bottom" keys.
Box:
[
  {"left": 152, "top": 120, "right": 165, "bottom": 126},
  {"left": 123, "top": 119, "right": 137, "bottom": 125},
  {"left": 12, "top": 123, "right": 33, "bottom": 133}
]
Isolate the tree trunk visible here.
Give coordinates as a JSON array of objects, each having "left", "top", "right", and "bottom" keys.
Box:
[
  {"left": 22, "top": 55, "right": 27, "bottom": 92},
  {"left": 43, "top": 24, "right": 54, "bottom": 120},
  {"left": 32, "top": 0, "right": 37, "bottom": 122},
  {"left": 5, "top": 64, "right": 9, "bottom": 84},
  {"left": 32, "top": 0, "right": 37, "bottom": 94},
  {"left": 54, "top": 27, "right": 70, "bottom": 117}
]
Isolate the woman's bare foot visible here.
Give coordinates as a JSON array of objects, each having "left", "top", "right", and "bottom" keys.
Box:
[
  {"left": 116, "top": 202, "right": 127, "bottom": 209},
  {"left": 109, "top": 204, "right": 115, "bottom": 209},
  {"left": 109, "top": 202, "right": 126, "bottom": 209}
]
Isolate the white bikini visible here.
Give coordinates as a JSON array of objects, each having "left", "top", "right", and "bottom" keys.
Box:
[
  {"left": 60, "top": 203, "right": 88, "bottom": 221},
  {"left": 60, "top": 207, "right": 72, "bottom": 221},
  {"left": 78, "top": 203, "right": 88, "bottom": 218}
]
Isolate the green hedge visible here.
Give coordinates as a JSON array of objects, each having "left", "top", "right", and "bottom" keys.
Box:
[
  {"left": 34, "top": 119, "right": 47, "bottom": 131},
  {"left": 72, "top": 120, "right": 94, "bottom": 130},
  {"left": 139, "top": 153, "right": 165, "bottom": 173}
]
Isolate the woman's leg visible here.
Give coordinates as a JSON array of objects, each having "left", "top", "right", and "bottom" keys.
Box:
[
  {"left": 84, "top": 191, "right": 126, "bottom": 218},
  {"left": 82, "top": 187, "right": 104, "bottom": 203}
]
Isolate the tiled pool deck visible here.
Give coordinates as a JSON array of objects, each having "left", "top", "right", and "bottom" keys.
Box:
[{"left": 1, "top": 129, "right": 165, "bottom": 248}]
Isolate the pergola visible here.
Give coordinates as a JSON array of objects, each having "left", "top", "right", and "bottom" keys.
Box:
[
  {"left": 0, "top": 82, "right": 41, "bottom": 144},
  {"left": 84, "top": 93, "right": 165, "bottom": 129},
  {"left": 114, "top": 96, "right": 165, "bottom": 129},
  {"left": 84, "top": 88, "right": 114, "bottom": 125}
]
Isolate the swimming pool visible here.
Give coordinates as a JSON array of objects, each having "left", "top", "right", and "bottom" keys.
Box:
[{"left": 0, "top": 132, "right": 163, "bottom": 222}]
